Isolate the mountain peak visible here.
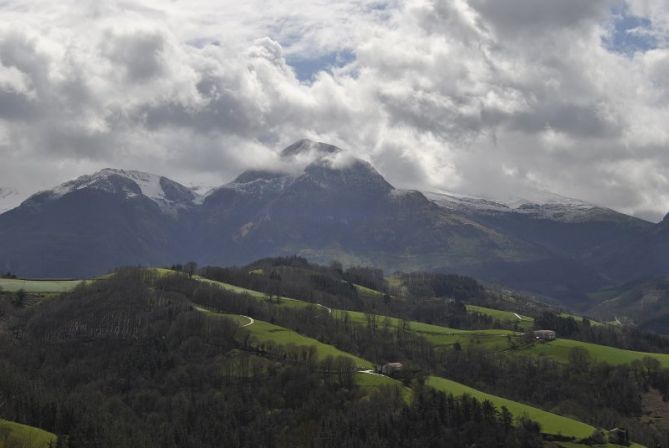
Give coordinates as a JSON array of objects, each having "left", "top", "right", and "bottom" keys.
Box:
[
  {"left": 280, "top": 139, "right": 342, "bottom": 158},
  {"left": 27, "top": 168, "right": 198, "bottom": 213},
  {"left": 0, "top": 186, "right": 21, "bottom": 213}
]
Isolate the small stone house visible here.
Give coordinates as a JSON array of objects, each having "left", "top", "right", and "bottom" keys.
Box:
[
  {"left": 533, "top": 330, "right": 556, "bottom": 341},
  {"left": 381, "top": 362, "right": 403, "bottom": 375},
  {"left": 609, "top": 427, "right": 629, "bottom": 445}
]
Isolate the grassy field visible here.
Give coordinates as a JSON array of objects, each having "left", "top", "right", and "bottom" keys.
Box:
[
  {"left": 0, "top": 278, "right": 82, "bottom": 293},
  {"left": 558, "top": 312, "right": 605, "bottom": 326},
  {"left": 193, "top": 275, "right": 310, "bottom": 309},
  {"left": 425, "top": 376, "right": 595, "bottom": 439},
  {"left": 338, "top": 309, "right": 515, "bottom": 350},
  {"left": 514, "top": 338, "right": 669, "bottom": 368},
  {"left": 189, "top": 274, "right": 669, "bottom": 370},
  {"left": 207, "top": 312, "right": 372, "bottom": 368},
  {"left": 353, "top": 283, "right": 385, "bottom": 298},
  {"left": 466, "top": 304, "right": 534, "bottom": 330},
  {"left": 191, "top": 277, "right": 645, "bottom": 445},
  {"left": 549, "top": 442, "right": 643, "bottom": 448},
  {"left": 354, "top": 372, "right": 412, "bottom": 402},
  {"left": 0, "top": 419, "right": 56, "bottom": 448}
]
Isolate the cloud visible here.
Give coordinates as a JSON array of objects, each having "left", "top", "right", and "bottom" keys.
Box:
[{"left": 0, "top": 0, "right": 668, "bottom": 221}]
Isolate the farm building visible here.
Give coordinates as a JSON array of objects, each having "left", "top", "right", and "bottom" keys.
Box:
[
  {"left": 381, "top": 362, "right": 403, "bottom": 375},
  {"left": 533, "top": 330, "right": 556, "bottom": 341},
  {"left": 608, "top": 427, "right": 629, "bottom": 445}
]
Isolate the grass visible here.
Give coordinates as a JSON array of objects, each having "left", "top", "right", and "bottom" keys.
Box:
[
  {"left": 466, "top": 304, "right": 534, "bottom": 330},
  {"left": 0, "top": 419, "right": 57, "bottom": 448},
  {"left": 207, "top": 312, "right": 372, "bottom": 369},
  {"left": 558, "top": 312, "right": 604, "bottom": 326},
  {"left": 193, "top": 276, "right": 309, "bottom": 309},
  {"left": 353, "top": 284, "right": 385, "bottom": 298},
  {"left": 514, "top": 338, "right": 669, "bottom": 368},
  {"left": 0, "top": 278, "right": 82, "bottom": 293},
  {"left": 338, "top": 309, "right": 515, "bottom": 350},
  {"left": 355, "top": 372, "right": 412, "bottom": 402},
  {"left": 425, "top": 376, "right": 595, "bottom": 439},
  {"left": 189, "top": 274, "right": 669, "bottom": 370}
]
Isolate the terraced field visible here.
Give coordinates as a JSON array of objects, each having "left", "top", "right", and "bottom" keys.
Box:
[
  {"left": 426, "top": 376, "right": 595, "bottom": 439},
  {"left": 0, "top": 419, "right": 56, "bottom": 448},
  {"left": 0, "top": 278, "right": 82, "bottom": 293},
  {"left": 193, "top": 285, "right": 641, "bottom": 444},
  {"left": 466, "top": 304, "right": 534, "bottom": 330},
  {"left": 204, "top": 311, "right": 372, "bottom": 368},
  {"left": 353, "top": 283, "right": 385, "bottom": 297},
  {"left": 355, "top": 372, "right": 412, "bottom": 402},
  {"left": 193, "top": 275, "right": 312, "bottom": 310},
  {"left": 515, "top": 338, "right": 669, "bottom": 368},
  {"left": 193, "top": 274, "right": 669, "bottom": 369}
]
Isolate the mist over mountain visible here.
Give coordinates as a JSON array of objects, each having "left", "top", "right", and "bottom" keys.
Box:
[{"left": 0, "top": 140, "right": 666, "bottom": 307}]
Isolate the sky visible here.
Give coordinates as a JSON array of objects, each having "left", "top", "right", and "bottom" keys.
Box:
[{"left": 0, "top": 0, "right": 669, "bottom": 220}]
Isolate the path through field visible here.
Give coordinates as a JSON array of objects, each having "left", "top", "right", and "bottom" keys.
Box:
[
  {"left": 194, "top": 305, "right": 255, "bottom": 328},
  {"left": 239, "top": 315, "right": 254, "bottom": 327}
]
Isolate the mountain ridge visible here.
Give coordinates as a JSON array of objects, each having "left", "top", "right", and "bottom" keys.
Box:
[{"left": 0, "top": 139, "right": 666, "bottom": 309}]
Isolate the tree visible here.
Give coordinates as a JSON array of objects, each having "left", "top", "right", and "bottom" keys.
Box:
[
  {"left": 13, "top": 288, "right": 26, "bottom": 307},
  {"left": 184, "top": 261, "right": 198, "bottom": 279}
]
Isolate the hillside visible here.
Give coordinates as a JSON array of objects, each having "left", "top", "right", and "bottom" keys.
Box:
[
  {"left": 0, "top": 269, "right": 554, "bottom": 448},
  {"left": 4, "top": 260, "right": 669, "bottom": 445},
  {"left": 587, "top": 277, "right": 669, "bottom": 333},
  {"left": 0, "top": 419, "right": 56, "bottom": 448}
]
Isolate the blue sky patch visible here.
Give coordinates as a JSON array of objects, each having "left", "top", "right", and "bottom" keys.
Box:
[
  {"left": 606, "top": 6, "right": 657, "bottom": 55},
  {"left": 286, "top": 50, "right": 356, "bottom": 82}
]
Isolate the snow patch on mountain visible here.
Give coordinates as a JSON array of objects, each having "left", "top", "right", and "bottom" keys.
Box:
[
  {"left": 425, "top": 190, "right": 605, "bottom": 222},
  {"left": 36, "top": 169, "right": 199, "bottom": 213},
  {"left": 215, "top": 170, "right": 295, "bottom": 199},
  {"left": 0, "top": 187, "right": 22, "bottom": 214}
]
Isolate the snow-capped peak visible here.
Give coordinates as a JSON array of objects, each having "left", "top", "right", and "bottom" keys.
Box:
[
  {"left": 280, "top": 139, "right": 341, "bottom": 158},
  {"left": 32, "top": 168, "right": 199, "bottom": 213},
  {"left": 425, "top": 189, "right": 604, "bottom": 222},
  {"left": 0, "top": 187, "right": 22, "bottom": 214}
]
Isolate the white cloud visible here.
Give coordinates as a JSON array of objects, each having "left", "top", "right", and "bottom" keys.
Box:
[{"left": 0, "top": 0, "right": 668, "bottom": 221}]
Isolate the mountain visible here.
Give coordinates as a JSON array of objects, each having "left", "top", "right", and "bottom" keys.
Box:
[
  {"left": 0, "top": 139, "right": 665, "bottom": 310},
  {"left": 196, "top": 142, "right": 538, "bottom": 274},
  {"left": 0, "top": 169, "right": 197, "bottom": 277},
  {"left": 0, "top": 187, "right": 21, "bottom": 214},
  {"left": 425, "top": 190, "right": 653, "bottom": 304},
  {"left": 590, "top": 214, "right": 669, "bottom": 284},
  {"left": 587, "top": 276, "right": 669, "bottom": 333}
]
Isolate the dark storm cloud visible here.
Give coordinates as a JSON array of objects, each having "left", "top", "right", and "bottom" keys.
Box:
[
  {"left": 469, "top": 0, "right": 612, "bottom": 35},
  {"left": 103, "top": 30, "right": 167, "bottom": 82}
]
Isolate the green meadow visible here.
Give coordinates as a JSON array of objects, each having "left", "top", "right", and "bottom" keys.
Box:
[
  {"left": 466, "top": 304, "right": 534, "bottom": 330},
  {"left": 188, "top": 274, "right": 669, "bottom": 371},
  {"left": 354, "top": 372, "right": 413, "bottom": 402},
  {"left": 514, "top": 338, "right": 669, "bottom": 368},
  {"left": 0, "top": 419, "right": 56, "bottom": 448},
  {"left": 193, "top": 275, "right": 310, "bottom": 309},
  {"left": 425, "top": 376, "right": 595, "bottom": 439},
  {"left": 353, "top": 283, "right": 385, "bottom": 297},
  {"left": 0, "top": 278, "right": 82, "bottom": 293},
  {"left": 207, "top": 312, "right": 372, "bottom": 368}
]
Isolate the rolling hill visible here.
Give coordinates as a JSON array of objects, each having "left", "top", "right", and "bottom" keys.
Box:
[{"left": 0, "top": 419, "right": 56, "bottom": 448}]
